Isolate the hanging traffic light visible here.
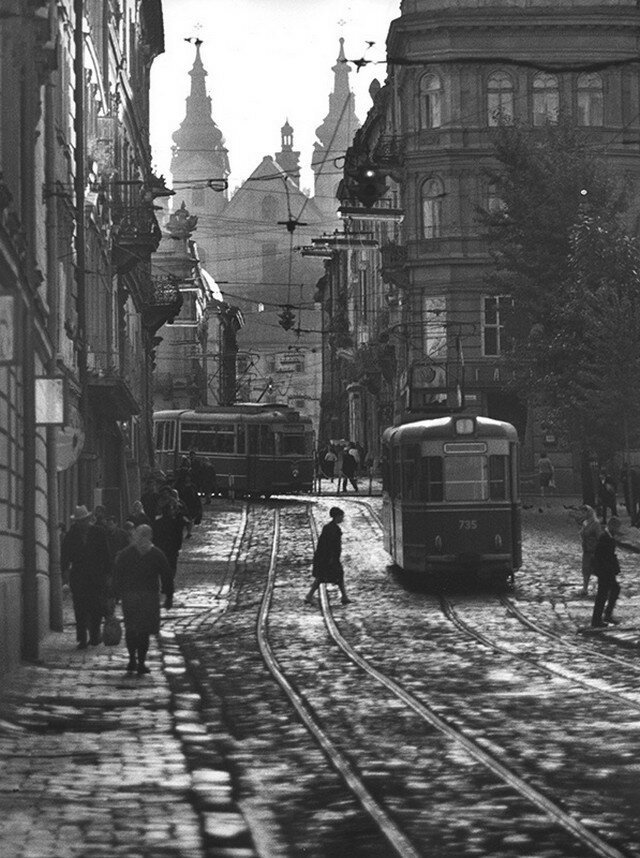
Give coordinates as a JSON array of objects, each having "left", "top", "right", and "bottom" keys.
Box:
[
  {"left": 278, "top": 307, "right": 296, "bottom": 331},
  {"left": 354, "top": 163, "right": 388, "bottom": 208}
]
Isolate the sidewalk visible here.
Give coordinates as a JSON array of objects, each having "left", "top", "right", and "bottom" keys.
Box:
[{"left": 0, "top": 594, "right": 256, "bottom": 858}]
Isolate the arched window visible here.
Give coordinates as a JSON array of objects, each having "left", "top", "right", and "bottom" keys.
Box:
[
  {"left": 487, "top": 71, "right": 514, "bottom": 126},
  {"left": 577, "top": 73, "right": 603, "bottom": 126},
  {"left": 422, "top": 177, "right": 444, "bottom": 239},
  {"left": 419, "top": 74, "right": 442, "bottom": 129},
  {"left": 533, "top": 73, "right": 559, "bottom": 126}
]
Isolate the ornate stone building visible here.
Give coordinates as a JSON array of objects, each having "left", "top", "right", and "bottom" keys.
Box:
[
  {"left": 328, "top": 0, "right": 640, "bottom": 484},
  {"left": 0, "top": 0, "right": 168, "bottom": 674}
]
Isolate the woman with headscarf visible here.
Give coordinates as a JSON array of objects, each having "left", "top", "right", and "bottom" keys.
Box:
[{"left": 305, "top": 506, "right": 351, "bottom": 606}]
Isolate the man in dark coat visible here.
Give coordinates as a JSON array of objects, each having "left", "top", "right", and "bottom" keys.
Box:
[
  {"left": 152, "top": 495, "right": 189, "bottom": 609},
  {"left": 177, "top": 472, "right": 203, "bottom": 526},
  {"left": 305, "top": 507, "right": 350, "bottom": 605},
  {"left": 114, "top": 524, "right": 171, "bottom": 675},
  {"left": 591, "top": 516, "right": 622, "bottom": 627},
  {"left": 340, "top": 449, "right": 358, "bottom": 493},
  {"left": 60, "top": 505, "right": 111, "bottom": 649}
]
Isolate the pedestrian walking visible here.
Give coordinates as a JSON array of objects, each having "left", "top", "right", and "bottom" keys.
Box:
[
  {"left": 60, "top": 505, "right": 111, "bottom": 649},
  {"left": 113, "top": 524, "right": 171, "bottom": 675},
  {"left": 537, "top": 451, "right": 555, "bottom": 499},
  {"left": 591, "top": 516, "right": 622, "bottom": 628},
  {"left": 140, "top": 478, "right": 161, "bottom": 520},
  {"left": 126, "top": 499, "right": 151, "bottom": 528},
  {"left": 152, "top": 494, "right": 189, "bottom": 609},
  {"left": 177, "top": 472, "right": 203, "bottom": 526},
  {"left": 579, "top": 505, "right": 602, "bottom": 597},
  {"left": 597, "top": 469, "right": 618, "bottom": 524},
  {"left": 305, "top": 506, "right": 351, "bottom": 605},
  {"left": 323, "top": 447, "right": 337, "bottom": 482},
  {"left": 340, "top": 447, "right": 358, "bottom": 493}
]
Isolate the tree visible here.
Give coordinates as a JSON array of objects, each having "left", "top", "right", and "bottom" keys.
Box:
[{"left": 480, "top": 120, "right": 638, "bottom": 462}]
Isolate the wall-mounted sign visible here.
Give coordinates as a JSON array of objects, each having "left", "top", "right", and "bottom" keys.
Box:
[
  {"left": 35, "top": 377, "right": 65, "bottom": 425},
  {"left": 0, "top": 294, "right": 16, "bottom": 364}
]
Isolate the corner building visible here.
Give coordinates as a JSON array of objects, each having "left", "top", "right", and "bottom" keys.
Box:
[{"left": 345, "top": 0, "right": 640, "bottom": 486}]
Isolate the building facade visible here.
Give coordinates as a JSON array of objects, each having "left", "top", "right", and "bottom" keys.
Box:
[
  {"left": 0, "top": 0, "right": 168, "bottom": 675},
  {"left": 326, "top": 0, "right": 640, "bottom": 482}
]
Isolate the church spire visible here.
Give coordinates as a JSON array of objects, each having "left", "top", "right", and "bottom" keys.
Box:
[
  {"left": 312, "top": 38, "right": 360, "bottom": 217},
  {"left": 171, "top": 42, "right": 230, "bottom": 204}
]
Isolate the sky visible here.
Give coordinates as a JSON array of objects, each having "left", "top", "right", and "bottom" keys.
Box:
[{"left": 150, "top": 0, "right": 401, "bottom": 195}]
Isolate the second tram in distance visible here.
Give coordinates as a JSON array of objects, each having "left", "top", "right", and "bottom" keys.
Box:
[
  {"left": 382, "top": 414, "right": 522, "bottom": 584},
  {"left": 153, "top": 403, "right": 315, "bottom": 498}
]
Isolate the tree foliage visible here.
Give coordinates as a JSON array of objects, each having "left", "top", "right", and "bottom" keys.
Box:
[{"left": 481, "top": 120, "right": 640, "bottom": 456}]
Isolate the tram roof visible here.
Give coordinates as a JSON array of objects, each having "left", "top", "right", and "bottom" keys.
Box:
[
  {"left": 153, "top": 404, "right": 313, "bottom": 426},
  {"left": 382, "top": 414, "right": 518, "bottom": 443}
]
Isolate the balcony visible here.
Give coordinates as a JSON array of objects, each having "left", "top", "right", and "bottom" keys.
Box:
[
  {"left": 112, "top": 203, "right": 162, "bottom": 275},
  {"left": 140, "top": 275, "right": 184, "bottom": 337}
]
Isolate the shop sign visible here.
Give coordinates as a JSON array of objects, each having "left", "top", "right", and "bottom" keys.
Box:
[{"left": 35, "top": 377, "right": 65, "bottom": 425}]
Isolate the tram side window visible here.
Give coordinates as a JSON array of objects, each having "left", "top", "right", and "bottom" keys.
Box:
[
  {"left": 489, "top": 455, "right": 508, "bottom": 500},
  {"left": 420, "top": 456, "right": 444, "bottom": 502},
  {"left": 237, "top": 425, "right": 246, "bottom": 454},
  {"left": 402, "top": 445, "right": 419, "bottom": 500},
  {"left": 260, "top": 425, "right": 275, "bottom": 455},
  {"left": 280, "top": 433, "right": 307, "bottom": 455},
  {"left": 391, "top": 445, "right": 401, "bottom": 498},
  {"left": 381, "top": 443, "right": 390, "bottom": 492},
  {"left": 154, "top": 421, "right": 166, "bottom": 450}
]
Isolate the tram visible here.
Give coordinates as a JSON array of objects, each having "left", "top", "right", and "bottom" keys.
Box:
[
  {"left": 153, "top": 404, "right": 315, "bottom": 497},
  {"left": 381, "top": 414, "right": 522, "bottom": 583}
]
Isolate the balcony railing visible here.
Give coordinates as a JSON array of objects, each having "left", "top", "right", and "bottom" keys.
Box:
[{"left": 112, "top": 203, "right": 162, "bottom": 274}]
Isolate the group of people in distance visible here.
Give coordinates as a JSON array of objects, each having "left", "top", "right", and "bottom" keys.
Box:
[
  {"left": 60, "top": 467, "right": 203, "bottom": 676},
  {"left": 318, "top": 441, "right": 372, "bottom": 494}
]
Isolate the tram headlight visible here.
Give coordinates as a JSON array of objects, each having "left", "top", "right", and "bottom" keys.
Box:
[
  {"left": 435, "top": 535, "right": 443, "bottom": 551},
  {"left": 494, "top": 534, "right": 503, "bottom": 549}
]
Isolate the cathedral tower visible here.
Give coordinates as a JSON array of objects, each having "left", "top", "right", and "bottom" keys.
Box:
[
  {"left": 275, "top": 119, "right": 300, "bottom": 187},
  {"left": 312, "top": 38, "right": 360, "bottom": 218},
  {"left": 171, "top": 43, "right": 229, "bottom": 217}
]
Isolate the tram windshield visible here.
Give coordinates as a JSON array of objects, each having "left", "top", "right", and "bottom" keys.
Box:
[
  {"left": 279, "top": 432, "right": 310, "bottom": 455},
  {"left": 445, "top": 454, "right": 508, "bottom": 501}
]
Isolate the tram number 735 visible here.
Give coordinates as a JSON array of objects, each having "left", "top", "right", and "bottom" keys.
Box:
[{"left": 458, "top": 519, "right": 478, "bottom": 530}]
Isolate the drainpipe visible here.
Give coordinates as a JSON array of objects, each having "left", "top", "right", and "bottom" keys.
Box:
[
  {"left": 74, "top": 0, "right": 89, "bottom": 504},
  {"left": 44, "top": 73, "right": 63, "bottom": 632}
]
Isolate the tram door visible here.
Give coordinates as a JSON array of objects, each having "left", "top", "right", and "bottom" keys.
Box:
[{"left": 247, "top": 425, "right": 259, "bottom": 491}]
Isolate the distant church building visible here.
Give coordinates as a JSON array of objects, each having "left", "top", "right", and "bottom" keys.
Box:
[{"left": 164, "top": 40, "right": 361, "bottom": 435}]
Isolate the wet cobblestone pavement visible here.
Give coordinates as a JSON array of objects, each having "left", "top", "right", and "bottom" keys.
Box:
[{"left": 1, "top": 494, "right": 640, "bottom": 856}]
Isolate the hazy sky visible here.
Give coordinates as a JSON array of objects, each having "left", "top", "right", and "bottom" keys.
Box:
[{"left": 150, "top": 0, "right": 401, "bottom": 194}]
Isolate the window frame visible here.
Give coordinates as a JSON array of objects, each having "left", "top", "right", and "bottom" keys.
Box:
[
  {"left": 421, "top": 177, "right": 444, "bottom": 239},
  {"left": 419, "top": 73, "right": 442, "bottom": 130},
  {"left": 533, "top": 72, "right": 559, "bottom": 126},
  {"left": 487, "top": 70, "right": 514, "bottom": 126},
  {"left": 481, "top": 295, "right": 511, "bottom": 358},
  {"left": 577, "top": 72, "right": 603, "bottom": 127}
]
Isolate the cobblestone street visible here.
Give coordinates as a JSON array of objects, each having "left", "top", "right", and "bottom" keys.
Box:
[{"left": 2, "top": 494, "right": 640, "bottom": 857}]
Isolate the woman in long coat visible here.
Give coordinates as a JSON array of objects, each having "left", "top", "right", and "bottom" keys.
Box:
[
  {"left": 305, "top": 507, "right": 351, "bottom": 605},
  {"left": 114, "top": 525, "right": 171, "bottom": 675}
]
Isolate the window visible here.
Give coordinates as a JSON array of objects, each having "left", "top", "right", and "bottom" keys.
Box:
[
  {"left": 487, "top": 71, "right": 514, "bottom": 126},
  {"left": 489, "top": 455, "right": 508, "bottom": 500},
  {"left": 445, "top": 455, "right": 489, "bottom": 502},
  {"left": 577, "top": 73, "right": 603, "bottom": 126},
  {"left": 154, "top": 420, "right": 175, "bottom": 452},
  {"left": 419, "top": 74, "right": 442, "bottom": 129},
  {"left": 485, "top": 182, "right": 505, "bottom": 215},
  {"left": 423, "top": 296, "right": 447, "bottom": 360},
  {"left": 391, "top": 445, "right": 401, "bottom": 498},
  {"left": 482, "top": 295, "right": 511, "bottom": 357},
  {"left": 533, "top": 73, "right": 559, "bottom": 126},
  {"left": 422, "top": 178, "right": 444, "bottom": 239},
  {"left": 402, "top": 445, "right": 419, "bottom": 501},
  {"left": 280, "top": 433, "right": 307, "bottom": 455},
  {"left": 259, "top": 424, "right": 275, "bottom": 455},
  {"left": 419, "top": 456, "right": 444, "bottom": 502},
  {"left": 180, "top": 422, "right": 236, "bottom": 454}
]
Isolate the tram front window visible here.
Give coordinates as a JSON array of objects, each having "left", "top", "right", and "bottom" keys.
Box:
[
  {"left": 445, "top": 456, "right": 489, "bottom": 501},
  {"left": 280, "top": 433, "right": 307, "bottom": 455}
]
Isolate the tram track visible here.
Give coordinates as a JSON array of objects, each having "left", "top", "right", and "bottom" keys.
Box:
[{"left": 300, "top": 502, "right": 630, "bottom": 858}]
